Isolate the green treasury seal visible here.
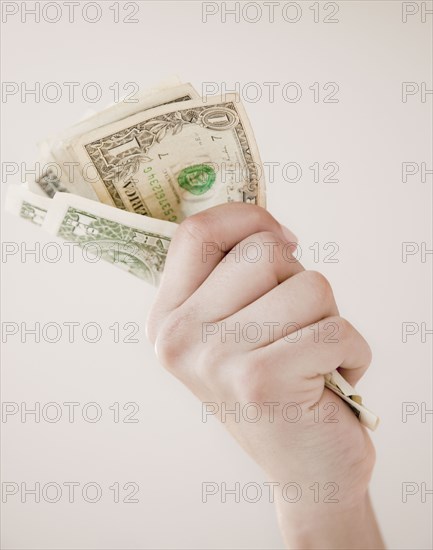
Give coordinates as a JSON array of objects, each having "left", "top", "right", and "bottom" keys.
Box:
[{"left": 177, "top": 164, "right": 216, "bottom": 196}]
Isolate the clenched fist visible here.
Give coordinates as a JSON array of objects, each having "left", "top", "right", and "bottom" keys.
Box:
[{"left": 147, "top": 203, "right": 384, "bottom": 550}]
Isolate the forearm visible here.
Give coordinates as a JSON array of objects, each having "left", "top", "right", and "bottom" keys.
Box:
[{"left": 276, "top": 492, "right": 385, "bottom": 550}]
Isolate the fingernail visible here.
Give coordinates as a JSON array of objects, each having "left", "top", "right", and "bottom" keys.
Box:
[{"left": 280, "top": 224, "right": 298, "bottom": 244}]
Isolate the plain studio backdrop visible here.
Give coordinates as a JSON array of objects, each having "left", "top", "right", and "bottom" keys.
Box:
[{"left": 1, "top": 1, "right": 431, "bottom": 549}]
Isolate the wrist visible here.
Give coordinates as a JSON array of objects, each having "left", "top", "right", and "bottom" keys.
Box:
[{"left": 275, "top": 491, "right": 385, "bottom": 550}]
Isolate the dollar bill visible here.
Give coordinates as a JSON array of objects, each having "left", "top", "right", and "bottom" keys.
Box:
[
  {"left": 32, "top": 152, "right": 70, "bottom": 198},
  {"left": 6, "top": 185, "right": 177, "bottom": 284},
  {"left": 42, "top": 191, "right": 177, "bottom": 285},
  {"left": 70, "top": 94, "right": 265, "bottom": 222},
  {"left": 324, "top": 370, "right": 379, "bottom": 430},
  {"left": 5, "top": 185, "right": 379, "bottom": 429},
  {"left": 5, "top": 79, "right": 378, "bottom": 430},
  {"left": 34, "top": 81, "right": 200, "bottom": 199},
  {"left": 5, "top": 184, "right": 51, "bottom": 226}
]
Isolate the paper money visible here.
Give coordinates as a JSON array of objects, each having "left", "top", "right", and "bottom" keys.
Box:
[
  {"left": 6, "top": 183, "right": 380, "bottom": 429},
  {"left": 43, "top": 191, "right": 177, "bottom": 285},
  {"left": 34, "top": 81, "right": 200, "bottom": 199},
  {"left": 5, "top": 184, "right": 50, "bottom": 226},
  {"left": 70, "top": 94, "right": 265, "bottom": 222},
  {"left": 50, "top": 77, "right": 195, "bottom": 145},
  {"left": 6, "top": 184, "right": 177, "bottom": 285},
  {"left": 5, "top": 79, "right": 378, "bottom": 430},
  {"left": 324, "top": 370, "right": 379, "bottom": 431}
]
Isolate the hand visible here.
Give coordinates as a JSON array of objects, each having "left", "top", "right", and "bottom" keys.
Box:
[{"left": 146, "top": 203, "right": 384, "bottom": 549}]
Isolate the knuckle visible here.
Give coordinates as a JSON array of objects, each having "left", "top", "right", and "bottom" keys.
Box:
[
  {"left": 304, "top": 270, "right": 333, "bottom": 301},
  {"left": 333, "top": 316, "right": 352, "bottom": 341},
  {"left": 235, "top": 357, "right": 268, "bottom": 403},
  {"left": 153, "top": 307, "right": 195, "bottom": 370},
  {"left": 220, "top": 203, "right": 276, "bottom": 228},
  {"left": 145, "top": 306, "right": 162, "bottom": 345},
  {"left": 237, "top": 231, "right": 284, "bottom": 271},
  {"left": 195, "top": 342, "right": 224, "bottom": 382},
  {"left": 178, "top": 213, "right": 211, "bottom": 243},
  {"left": 245, "top": 204, "right": 281, "bottom": 231},
  {"left": 364, "top": 341, "right": 373, "bottom": 366},
  {"left": 154, "top": 329, "right": 179, "bottom": 372},
  {"left": 248, "top": 230, "right": 281, "bottom": 248},
  {"left": 331, "top": 316, "right": 373, "bottom": 367}
]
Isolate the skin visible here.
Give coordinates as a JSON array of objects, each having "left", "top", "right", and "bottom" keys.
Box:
[{"left": 146, "top": 203, "right": 385, "bottom": 550}]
